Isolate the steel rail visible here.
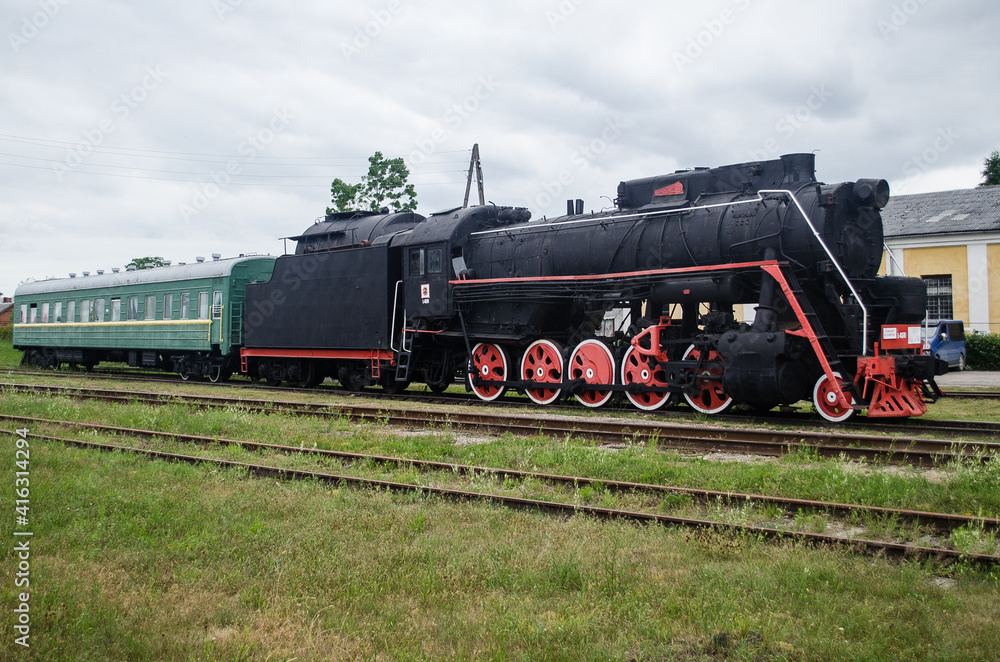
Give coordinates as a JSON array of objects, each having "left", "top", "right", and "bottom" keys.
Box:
[
  {"left": 3, "top": 414, "right": 996, "bottom": 536},
  {"left": 3, "top": 382, "right": 998, "bottom": 465},
  {"left": 21, "top": 430, "right": 1000, "bottom": 565}
]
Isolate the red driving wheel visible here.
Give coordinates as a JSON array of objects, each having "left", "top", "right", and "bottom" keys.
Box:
[{"left": 521, "top": 339, "right": 563, "bottom": 405}]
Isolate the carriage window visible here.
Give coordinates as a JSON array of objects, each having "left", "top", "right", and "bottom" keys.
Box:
[
  {"left": 180, "top": 293, "right": 190, "bottom": 319},
  {"left": 67, "top": 301, "right": 75, "bottom": 323},
  {"left": 409, "top": 249, "right": 425, "bottom": 276},
  {"left": 81, "top": 300, "right": 91, "bottom": 323},
  {"left": 427, "top": 249, "right": 443, "bottom": 274},
  {"left": 20, "top": 304, "right": 27, "bottom": 324},
  {"left": 29, "top": 305, "right": 37, "bottom": 324},
  {"left": 145, "top": 295, "right": 156, "bottom": 320},
  {"left": 198, "top": 292, "right": 209, "bottom": 319},
  {"left": 94, "top": 299, "right": 105, "bottom": 322},
  {"left": 127, "top": 296, "right": 138, "bottom": 321},
  {"left": 111, "top": 298, "right": 122, "bottom": 322},
  {"left": 163, "top": 294, "right": 173, "bottom": 320},
  {"left": 212, "top": 291, "right": 223, "bottom": 319},
  {"left": 41, "top": 303, "right": 49, "bottom": 323},
  {"left": 54, "top": 302, "right": 62, "bottom": 323}
]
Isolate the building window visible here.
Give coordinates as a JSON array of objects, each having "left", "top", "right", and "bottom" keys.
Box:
[
  {"left": 67, "top": 301, "right": 75, "bottom": 323},
  {"left": 81, "top": 300, "right": 91, "bottom": 323},
  {"left": 145, "top": 295, "right": 156, "bottom": 321},
  {"left": 198, "top": 292, "right": 209, "bottom": 319},
  {"left": 163, "top": 294, "right": 173, "bottom": 320},
  {"left": 922, "top": 275, "right": 953, "bottom": 321},
  {"left": 54, "top": 302, "right": 62, "bottom": 323},
  {"left": 95, "top": 298, "right": 105, "bottom": 322},
  {"left": 180, "top": 293, "right": 190, "bottom": 319}
]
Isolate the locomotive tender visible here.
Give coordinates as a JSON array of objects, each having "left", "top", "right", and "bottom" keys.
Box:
[
  {"left": 242, "top": 153, "right": 945, "bottom": 422},
  {"left": 12, "top": 153, "right": 944, "bottom": 421}
]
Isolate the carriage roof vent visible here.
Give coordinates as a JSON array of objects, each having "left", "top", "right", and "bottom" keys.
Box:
[
  {"left": 82, "top": 271, "right": 90, "bottom": 276},
  {"left": 164, "top": 260, "right": 171, "bottom": 266},
  {"left": 211, "top": 253, "right": 221, "bottom": 261},
  {"left": 126, "top": 265, "right": 136, "bottom": 271},
  {"left": 69, "top": 273, "right": 76, "bottom": 278},
  {"left": 112, "top": 268, "right": 120, "bottom": 273},
  {"left": 195, "top": 256, "right": 205, "bottom": 263},
  {"left": 96, "top": 270, "right": 104, "bottom": 275}
]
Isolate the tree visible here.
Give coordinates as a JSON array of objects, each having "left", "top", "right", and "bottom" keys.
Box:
[
  {"left": 982, "top": 150, "right": 1000, "bottom": 186},
  {"left": 126, "top": 256, "right": 166, "bottom": 270},
  {"left": 326, "top": 151, "right": 417, "bottom": 214}
]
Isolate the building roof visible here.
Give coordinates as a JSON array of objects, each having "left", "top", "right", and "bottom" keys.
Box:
[
  {"left": 14, "top": 255, "right": 275, "bottom": 297},
  {"left": 882, "top": 186, "right": 1000, "bottom": 239},
  {"left": 0, "top": 302, "right": 13, "bottom": 316}
]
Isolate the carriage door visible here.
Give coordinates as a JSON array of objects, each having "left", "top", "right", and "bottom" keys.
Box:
[{"left": 406, "top": 244, "right": 452, "bottom": 319}]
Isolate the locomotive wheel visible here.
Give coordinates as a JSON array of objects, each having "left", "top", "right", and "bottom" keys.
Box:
[
  {"left": 568, "top": 339, "right": 615, "bottom": 408},
  {"left": 520, "top": 339, "right": 564, "bottom": 405},
  {"left": 681, "top": 345, "right": 733, "bottom": 415},
  {"left": 812, "top": 372, "right": 857, "bottom": 423},
  {"left": 621, "top": 345, "right": 673, "bottom": 411},
  {"left": 469, "top": 343, "right": 508, "bottom": 402}
]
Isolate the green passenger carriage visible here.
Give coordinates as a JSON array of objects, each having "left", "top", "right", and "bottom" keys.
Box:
[{"left": 12, "top": 256, "right": 276, "bottom": 381}]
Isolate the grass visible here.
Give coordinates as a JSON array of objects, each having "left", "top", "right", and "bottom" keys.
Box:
[
  {"left": 0, "top": 330, "right": 20, "bottom": 370},
  {"left": 2, "top": 435, "right": 1000, "bottom": 661}
]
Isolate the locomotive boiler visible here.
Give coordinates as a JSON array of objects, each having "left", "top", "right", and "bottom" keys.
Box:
[{"left": 240, "top": 153, "right": 944, "bottom": 422}]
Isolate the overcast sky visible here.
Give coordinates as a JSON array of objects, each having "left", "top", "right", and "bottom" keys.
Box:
[{"left": 2, "top": 0, "right": 997, "bottom": 296}]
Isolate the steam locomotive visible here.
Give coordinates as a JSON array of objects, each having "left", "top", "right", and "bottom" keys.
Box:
[{"left": 242, "top": 153, "right": 946, "bottom": 421}]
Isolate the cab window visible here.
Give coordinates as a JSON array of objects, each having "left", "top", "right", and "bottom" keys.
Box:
[
  {"left": 409, "top": 249, "right": 425, "bottom": 276},
  {"left": 427, "top": 248, "right": 443, "bottom": 274}
]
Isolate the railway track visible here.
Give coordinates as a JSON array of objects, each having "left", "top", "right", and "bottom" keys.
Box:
[
  {"left": 11, "top": 420, "right": 998, "bottom": 565},
  {"left": 3, "top": 382, "right": 999, "bottom": 465},
  {"left": 6, "top": 368, "right": 1000, "bottom": 440}
]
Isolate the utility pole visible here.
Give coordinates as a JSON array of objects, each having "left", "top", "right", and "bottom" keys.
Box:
[{"left": 463, "top": 143, "right": 485, "bottom": 208}]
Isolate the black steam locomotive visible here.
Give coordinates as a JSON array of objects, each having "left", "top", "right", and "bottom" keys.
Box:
[{"left": 242, "top": 153, "right": 944, "bottom": 422}]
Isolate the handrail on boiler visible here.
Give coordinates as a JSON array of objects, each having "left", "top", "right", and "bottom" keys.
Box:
[{"left": 757, "top": 189, "right": 868, "bottom": 355}]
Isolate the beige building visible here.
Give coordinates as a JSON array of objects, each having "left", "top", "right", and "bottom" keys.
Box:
[{"left": 880, "top": 186, "right": 1000, "bottom": 333}]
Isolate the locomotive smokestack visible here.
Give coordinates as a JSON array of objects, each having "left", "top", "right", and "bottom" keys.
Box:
[
  {"left": 779, "top": 153, "right": 816, "bottom": 182},
  {"left": 575, "top": 199, "right": 584, "bottom": 215},
  {"left": 566, "top": 200, "right": 575, "bottom": 216},
  {"left": 853, "top": 179, "right": 890, "bottom": 208}
]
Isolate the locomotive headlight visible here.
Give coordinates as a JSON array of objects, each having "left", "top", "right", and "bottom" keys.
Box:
[{"left": 853, "top": 179, "right": 890, "bottom": 208}]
